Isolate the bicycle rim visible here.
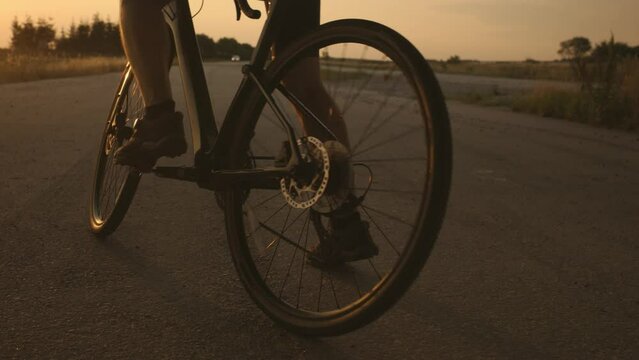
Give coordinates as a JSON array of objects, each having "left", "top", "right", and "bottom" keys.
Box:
[
  {"left": 225, "top": 20, "right": 452, "bottom": 335},
  {"left": 89, "top": 67, "right": 142, "bottom": 235}
]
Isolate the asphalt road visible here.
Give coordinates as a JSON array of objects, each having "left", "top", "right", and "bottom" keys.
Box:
[{"left": 1, "top": 63, "right": 638, "bottom": 359}]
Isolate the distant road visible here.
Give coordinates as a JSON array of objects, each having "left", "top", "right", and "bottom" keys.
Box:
[
  {"left": 436, "top": 72, "right": 578, "bottom": 96},
  {"left": 1, "top": 62, "right": 637, "bottom": 359}
]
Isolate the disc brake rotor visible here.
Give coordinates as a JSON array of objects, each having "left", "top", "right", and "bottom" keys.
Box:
[{"left": 280, "top": 136, "right": 330, "bottom": 209}]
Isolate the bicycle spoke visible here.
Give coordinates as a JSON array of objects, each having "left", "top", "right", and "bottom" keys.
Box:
[
  {"left": 351, "top": 97, "right": 415, "bottom": 155},
  {"left": 316, "top": 271, "right": 324, "bottom": 312},
  {"left": 351, "top": 267, "right": 362, "bottom": 298},
  {"left": 279, "top": 214, "right": 311, "bottom": 299},
  {"left": 258, "top": 205, "right": 310, "bottom": 254},
  {"left": 351, "top": 125, "right": 423, "bottom": 159},
  {"left": 341, "top": 57, "right": 392, "bottom": 114},
  {"left": 367, "top": 259, "right": 382, "bottom": 281},
  {"left": 340, "top": 46, "right": 369, "bottom": 111},
  {"left": 328, "top": 271, "right": 340, "bottom": 309},
  {"left": 361, "top": 206, "right": 401, "bottom": 257},
  {"left": 265, "top": 206, "right": 292, "bottom": 280},
  {"left": 330, "top": 44, "right": 348, "bottom": 98},
  {"left": 244, "top": 201, "right": 288, "bottom": 241},
  {"left": 259, "top": 215, "right": 313, "bottom": 256},
  {"left": 361, "top": 204, "right": 415, "bottom": 229},
  {"left": 251, "top": 191, "right": 284, "bottom": 210},
  {"left": 276, "top": 85, "right": 339, "bottom": 142},
  {"left": 350, "top": 77, "right": 403, "bottom": 151},
  {"left": 296, "top": 211, "right": 312, "bottom": 309}
]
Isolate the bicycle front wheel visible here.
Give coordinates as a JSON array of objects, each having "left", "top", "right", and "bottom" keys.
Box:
[
  {"left": 224, "top": 19, "right": 452, "bottom": 335},
  {"left": 89, "top": 66, "right": 143, "bottom": 236}
]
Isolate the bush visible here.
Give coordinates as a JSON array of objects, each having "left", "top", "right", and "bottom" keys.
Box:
[
  {"left": 509, "top": 61, "right": 638, "bottom": 131},
  {"left": 512, "top": 88, "right": 590, "bottom": 121},
  {"left": 446, "top": 55, "right": 461, "bottom": 64},
  {"left": 620, "top": 60, "right": 639, "bottom": 129}
]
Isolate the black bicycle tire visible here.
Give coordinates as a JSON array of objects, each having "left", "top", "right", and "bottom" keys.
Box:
[
  {"left": 88, "top": 67, "right": 142, "bottom": 236},
  {"left": 223, "top": 19, "right": 452, "bottom": 336}
]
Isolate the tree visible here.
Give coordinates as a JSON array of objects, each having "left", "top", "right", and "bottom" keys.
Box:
[
  {"left": 10, "top": 16, "right": 56, "bottom": 55},
  {"left": 196, "top": 34, "right": 217, "bottom": 58},
  {"left": 558, "top": 37, "right": 592, "bottom": 60},
  {"left": 216, "top": 37, "right": 241, "bottom": 58},
  {"left": 591, "top": 40, "right": 635, "bottom": 60},
  {"left": 215, "top": 37, "right": 253, "bottom": 60},
  {"left": 559, "top": 35, "right": 632, "bottom": 126},
  {"left": 56, "top": 14, "right": 123, "bottom": 56},
  {"left": 446, "top": 55, "right": 461, "bottom": 64},
  {"left": 89, "top": 14, "right": 107, "bottom": 54},
  {"left": 558, "top": 36, "right": 592, "bottom": 88}
]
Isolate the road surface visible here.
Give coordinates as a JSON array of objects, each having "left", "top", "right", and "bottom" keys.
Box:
[{"left": 1, "top": 63, "right": 638, "bottom": 359}]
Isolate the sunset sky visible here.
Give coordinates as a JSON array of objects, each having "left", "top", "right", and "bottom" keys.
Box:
[{"left": 1, "top": 0, "right": 638, "bottom": 61}]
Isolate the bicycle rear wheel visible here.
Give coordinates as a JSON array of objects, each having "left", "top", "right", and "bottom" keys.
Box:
[
  {"left": 224, "top": 19, "right": 452, "bottom": 335},
  {"left": 89, "top": 66, "right": 143, "bottom": 236}
]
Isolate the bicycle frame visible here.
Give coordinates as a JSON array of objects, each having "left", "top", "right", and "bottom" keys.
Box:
[{"left": 157, "top": 0, "right": 301, "bottom": 189}]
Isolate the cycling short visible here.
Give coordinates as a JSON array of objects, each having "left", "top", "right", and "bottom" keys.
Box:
[{"left": 274, "top": 0, "right": 320, "bottom": 55}]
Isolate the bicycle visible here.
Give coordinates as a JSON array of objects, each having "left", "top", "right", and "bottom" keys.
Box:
[{"left": 89, "top": 0, "right": 452, "bottom": 336}]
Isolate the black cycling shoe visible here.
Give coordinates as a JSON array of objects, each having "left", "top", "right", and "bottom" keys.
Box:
[
  {"left": 308, "top": 209, "right": 378, "bottom": 268},
  {"left": 115, "top": 111, "right": 187, "bottom": 172}
]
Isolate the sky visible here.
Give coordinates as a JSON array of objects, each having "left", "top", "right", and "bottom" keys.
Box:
[{"left": 1, "top": 0, "right": 638, "bottom": 61}]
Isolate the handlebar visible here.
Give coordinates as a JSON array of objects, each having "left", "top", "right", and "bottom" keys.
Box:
[{"left": 234, "top": 0, "right": 262, "bottom": 20}]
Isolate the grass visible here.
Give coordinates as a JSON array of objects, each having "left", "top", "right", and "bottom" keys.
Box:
[
  {"left": 452, "top": 59, "right": 639, "bottom": 131},
  {"left": 0, "top": 56, "right": 125, "bottom": 84},
  {"left": 320, "top": 58, "right": 576, "bottom": 82},
  {"left": 429, "top": 60, "right": 574, "bottom": 82}
]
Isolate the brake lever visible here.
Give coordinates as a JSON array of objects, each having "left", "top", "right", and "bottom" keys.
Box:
[
  {"left": 234, "top": 0, "right": 262, "bottom": 20},
  {"left": 234, "top": 0, "right": 242, "bottom": 20}
]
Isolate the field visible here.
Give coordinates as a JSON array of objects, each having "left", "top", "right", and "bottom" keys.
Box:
[
  {"left": 1, "top": 54, "right": 636, "bottom": 130},
  {"left": 450, "top": 59, "right": 639, "bottom": 130},
  {"left": 430, "top": 60, "right": 575, "bottom": 81},
  {"left": 0, "top": 56, "right": 125, "bottom": 84}
]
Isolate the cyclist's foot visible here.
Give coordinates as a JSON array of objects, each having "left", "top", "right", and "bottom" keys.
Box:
[
  {"left": 308, "top": 207, "right": 378, "bottom": 268},
  {"left": 115, "top": 111, "right": 187, "bottom": 172}
]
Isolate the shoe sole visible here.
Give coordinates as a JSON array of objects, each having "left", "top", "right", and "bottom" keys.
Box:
[
  {"left": 307, "top": 242, "right": 379, "bottom": 269},
  {"left": 115, "top": 136, "right": 187, "bottom": 173}
]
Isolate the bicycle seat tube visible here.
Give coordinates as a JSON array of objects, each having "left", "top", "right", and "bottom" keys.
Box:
[{"left": 163, "top": 0, "right": 217, "bottom": 167}]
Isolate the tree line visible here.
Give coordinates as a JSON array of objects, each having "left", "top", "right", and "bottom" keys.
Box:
[
  {"left": 9, "top": 15, "right": 253, "bottom": 60},
  {"left": 558, "top": 36, "right": 639, "bottom": 62}
]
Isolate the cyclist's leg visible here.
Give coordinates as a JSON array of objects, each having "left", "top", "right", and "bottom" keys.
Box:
[
  {"left": 116, "top": 0, "right": 186, "bottom": 172},
  {"left": 274, "top": 0, "right": 349, "bottom": 147},
  {"left": 274, "top": 0, "right": 376, "bottom": 266},
  {"left": 120, "top": 0, "right": 174, "bottom": 110}
]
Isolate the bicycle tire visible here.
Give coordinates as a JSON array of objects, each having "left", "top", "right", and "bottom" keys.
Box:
[
  {"left": 224, "top": 19, "right": 452, "bottom": 335},
  {"left": 89, "top": 66, "right": 143, "bottom": 236}
]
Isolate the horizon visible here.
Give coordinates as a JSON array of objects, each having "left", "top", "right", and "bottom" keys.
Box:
[{"left": 1, "top": 0, "right": 638, "bottom": 61}]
